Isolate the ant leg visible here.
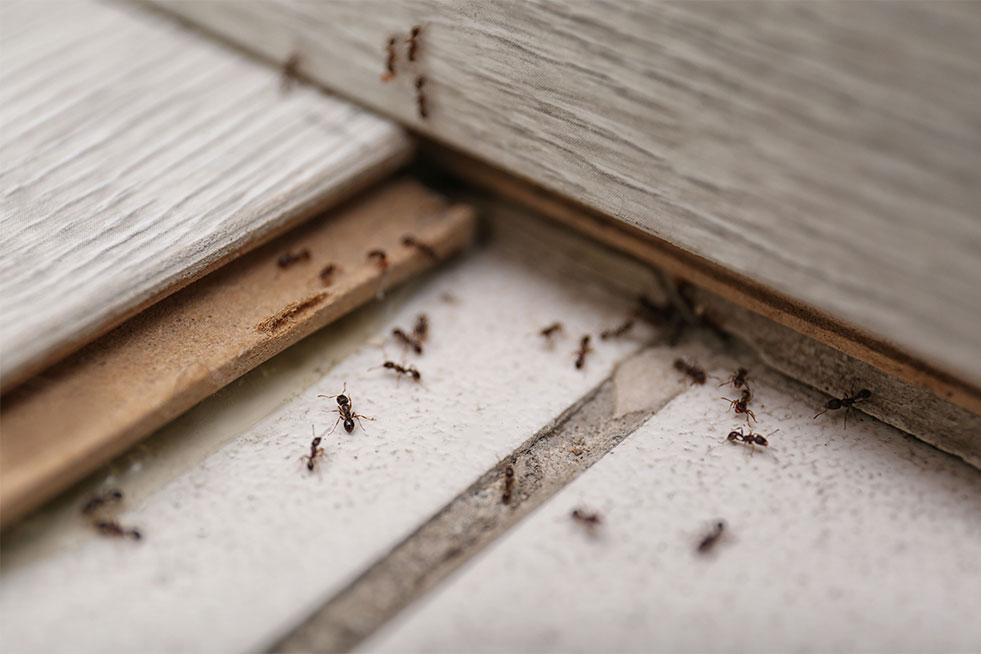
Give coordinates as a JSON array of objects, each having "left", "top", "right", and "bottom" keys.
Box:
[
  {"left": 327, "top": 412, "right": 342, "bottom": 435},
  {"left": 745, "top": 409, "right": 757, "bottom": 425}
]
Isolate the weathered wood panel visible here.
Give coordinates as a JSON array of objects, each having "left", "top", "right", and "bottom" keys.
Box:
[
  {"left": 0, "top": 0, "right": 412, "bottom": 390},
  {"left": 0, "top": 180, "right": 475, "bottom": 527},
  {"left": 147, "top": 0, "right": 981, "bottom": 387}
]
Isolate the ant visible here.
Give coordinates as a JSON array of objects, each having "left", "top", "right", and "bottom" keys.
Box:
[
  {"left": 319, "top": 263, "right": 339, "bottom": 286},
  {"left": 413, "top": 314, "right": 428, "bottom": 344},
  {"left": 414, "top": 75, "right": 428, "bottom": 119},
  {"left": 402, "top": 235, "right": 439, "bottom": 260},
  {"left": 393, "top": 328, "right": 423, "bottom": 354},
  {"left": 318, "top": 384, "right": 373, "bottom": 434},
  {"left": 600, "top": 319, "right": 635, "bottom": 340},
  {"left": 367, "top": 249, "right": 388, "bottom": 270},
  {"left": 278, "top": 249, "right": 310, "bottom": 268},
  {"left": 814, "top": 388, "right": 871, "bottom": 428},
  {"left": 406, "top": 25, "right": 422, "bottom": 62},
  {"left": 539, "top": 322, "right": 563, "bottom": 339},
  {"left": 722, "top": 389, "right": 757, "bottom": 424},
  {"left": 502, "top": 465, "right": 515, "bottom": 505},
  {"left": 301, "top": 426, "right": 326, "bottom": 472},
  {"left": 571, "top": 508, "right": 602, "bottom": 535},
  {"left": 281, "top": 51, "right": 302, "bottom": 93},
  {"left": 94, "top": 520, "right": 142, "bottom": 540},
  {"left": 379, "top": 360, "right": 422, "bottom": 383},
  {"left": 382, "top": 36, "right": 397, "bottom": 81},
  {"left": 719, "top": 367, "right": 751, "bottom": 392},
  {"left": 673, "top": 359, "right": 707, "bottom": 385},
  {"left": 81, "top": 488, "right": 123, "bottom": 516},
  {"left": 696, "top": 520, "right": 726, "bottom": 555},
  {"left": 575, "top": 335, "right": 593, "bottom": 369},
  {"left": 723, "top": 427, "right": 772, "bottom": 454}
]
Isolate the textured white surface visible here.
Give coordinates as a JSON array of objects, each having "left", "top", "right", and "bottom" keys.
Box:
[
  {"left": 365, "top": 375, "right": 981, "bottom": 653},
  {"left": 0, "top": 0, "right": 411, "bottom": 386},
  {"left": 0, "top": 230, "right": 644, "bottom": 653}
]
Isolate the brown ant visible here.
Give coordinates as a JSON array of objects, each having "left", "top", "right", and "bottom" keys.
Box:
[
  {"left": 814, "top": 388, "right": 871, "bottom": 428},
  {"left": 575, "top": 335, "right": 593, "bottom": 369},
  {"left": 319, "top": 263, "right": 339, "bottom": 286},
  {"left": 502, "top": 465, "right": 515, "bottom": 505},
  {"left": 600, "top": 319, "right": 635, "bottom": 340},
  {"left": 379, "top": 360, "right": 422, "bottom": 383},
  {"left": 278, "top": 249, "right": 310, "bottom": 268},
  {"left": 414, "top": 75, "right": 428, "bottom": 119},
  {"left": 539, "top": 322, "right": 563, "bottom": 339},
  {"left": 81, "top": 488, "right": 123, "bottom": 516},
  {"left": 94, "top": 520, "right": 142, "bottom": 541},
  {"left": 696, "top": 520, "right": 726, "bottom": 555},
  {"left": 719, "top": 367, "right": 751, "bottom": 392},
  {"left": 281, "top": 52, "right": 302, "bottom": 93},
  {"left": 722, "top": 389, "right": 757, "bottom": 424},
  {"left": 402, "top": 235, "right": 439, "bottom": 260},
  {"left": 413, "top": 314, "right": 429, "bottom": 344},
  {"left": 406, "top": 25, "right": 422, "bottom": 62},
  {"left": 382, "top": 36, "right": 397, "bottom": 81},
  {"left": 318, "top": 384, "right": 373, "bottom": 434},
  {"left": 723, "top": 427, "right": 775, "bottom": 455},
  {"left": 674, "top": 359, "right": 707, "bottom": 385},
  {"left": 393, "top": 328, "right": 423, "bottom": 354},
  {"left": 367, "top": 249, "right": 388, "bottom": 270},
  {"left": 301, "top": 426, "right": 326, "bottom": 472},
  {"left": 571, "top": 508, "right": 602, "bottom": 535}
]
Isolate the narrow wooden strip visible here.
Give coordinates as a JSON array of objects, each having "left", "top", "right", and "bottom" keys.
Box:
[
  {"left": 424, "top": 146, "right": 981, "bottom": 419},
  {"left": 0, "top": 0, "right": 412, "bottom": 390},
  {"left": 0, "top": 180, "right": 475, "bottom": 527}
]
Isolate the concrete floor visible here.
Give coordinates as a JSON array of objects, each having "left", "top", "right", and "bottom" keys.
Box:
[{"left": 2, "top": 214, "right": 979, "bottom": 653}]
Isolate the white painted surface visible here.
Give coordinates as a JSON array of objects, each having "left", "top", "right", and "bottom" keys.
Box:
[
  {"left": 365, "top": 374, "right": 981, "bottom": 653},
  {"left": 0, "top": 0, "right": 411, "bottom": 386},
  {"left": 0, "top": 228, "right": 645, "bottom": 653},
  {"left": 150, "top": 0, "right": 981, "bottom": 386}
]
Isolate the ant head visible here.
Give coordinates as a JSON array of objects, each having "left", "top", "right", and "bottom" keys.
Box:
[
  {"left": 410, "top": 370, "right": 421, "bottom": 380},
  {"left": 858, "top": 389, "right": 871, "bottom": 399},
  {"left": 337, "top": 395, "right": 350, "bottom": 406},
  {"left": 737, "top": 368, "right": 748, "bottom": 376},
  {"left": 715, "top": 520, "right": 726, "bottom": 531},
  {"left": 311, "top": 436, "right": 322, "bottom": 446},
  {"left": 727, "top": 431, "right": 741, "bottom": 441},
  {"left": 505, "top": 466, "right": 514, "bottom": 477},
  {"left": 110, "top": 489, "right": 123, "bottom": 500},
  {"left": 673, "top": 359, "right": 686, "bottom": 371},
  {"left": 383, "top": 361, "right": 396, "bottom": 369}
]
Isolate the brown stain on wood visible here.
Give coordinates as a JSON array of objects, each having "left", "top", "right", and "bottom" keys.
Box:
[{"left": 256, "top": 291, "right": 330, "bottom": 334}]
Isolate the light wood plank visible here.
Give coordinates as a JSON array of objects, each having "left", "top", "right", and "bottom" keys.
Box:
[
  {"left": 0, "top": 0, "right": 413, "bottom": 390},
  {"left": 0, "top": 179, "right": 475, "bottom": 527},
  {"left": 147, "top": 0, "right": 981, "bottom": 387}
]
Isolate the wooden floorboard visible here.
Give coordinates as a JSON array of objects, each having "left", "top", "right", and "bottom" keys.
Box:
[
  {"left": 0, "top": 0, "right": 412, "bottom": 391},
  {"left": 146, "top": 0, "right": 981, "bottom": 388}
]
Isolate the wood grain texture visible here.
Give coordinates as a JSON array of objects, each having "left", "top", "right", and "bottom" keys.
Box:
[
  {"left": 147, "top": 0, "right": 981, "bottom": 387},
  {"left": 429, "top": 144, "right": 981, "bottom": 417},
  {"left": 0, "top": 0, "right": 413, "bottom": 391},
  {"left": 0, "top": 179, "right": 475, "bottom": 528}
]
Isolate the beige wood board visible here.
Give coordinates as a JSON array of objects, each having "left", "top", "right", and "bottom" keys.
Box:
[
  {"left": 147, "top": 0, "right": 981, "bottom": 388},
  {"left": 0, "top": 0, "right": 412, "bottom": 391},
  {"left": 0, "top": 179, "right": 476, "bottom": 527}
]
